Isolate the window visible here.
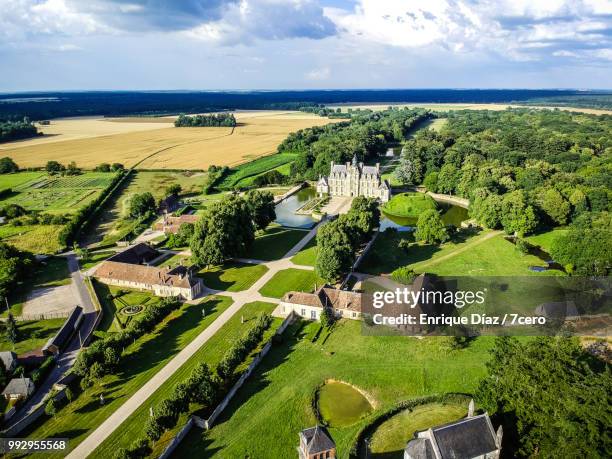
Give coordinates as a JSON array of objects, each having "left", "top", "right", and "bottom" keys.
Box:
[
  {"left": 352, "top": 312, "right": 357, "bottom": 318},
  {"left": 301, "top": 308, "right": 306, "bottom": 317},
  {"left": 311, "top": 310, "right": 317, "bottom": 320}
]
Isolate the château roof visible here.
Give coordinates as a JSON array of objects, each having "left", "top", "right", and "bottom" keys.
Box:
[
  {"left": 361, "top": 165, "right": 378, "bottom": 175},
  {"left": 430, "top": 414, "right": 498, "bottom": 459},
  {"left": 331, "top": 164, "right": 348, "bottom": 174},
  {"left": 317, "top": 176, "right": 328, "bottom": 186},
  {"left": 282, "top": 286, "right": 362, "bottom": 312},
  {"left": 94, "top": 261, "right": 197, "bottom": 289}
]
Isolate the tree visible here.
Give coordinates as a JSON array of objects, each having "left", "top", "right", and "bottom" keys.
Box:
[
  {"left": 320, "top": 307, "right": 334, "bottom": 328},
  {"left": 540, "top": 188, "right": 570, "bottom": 225},
  {"left": 423, "top": 172, "right": 438, "bottom": 191},
  {"left": 110, "top": 163, "right": 124, "bottom": 172},
  {"left": 347, "top": 196, "right": 380, "bottom": 236},
  {"left": 188, "top": 363, "right": 217, "bottom": 406},
  {"left": 95, "top": 163, "right": 111, "bottom": 172},
  {"left": 65, "top": 161, "right": 81, "bottom": 175},
  {"left": 500, "top": 190, "right": 538, "bottom": 236},
  {"left": 45, "top": 161, "right": 64, "bottom": 174},
  {"left": 129, "top": 192, "right": 156, "bottom": 219},
  {"left": 0, "top": 157, "right": 18, "bottom": 174},
  {"left": 5, "top": 313, "right": 18, "bottom": 345},
  {"left": 477, "top": 337, "right": 611, "bottom": 458},
  {"left": 550, "top": 228, "right": 611, "bottom": 275},
  {"left": 65, "top": 387, "right": 74, "bottom": 403},
  {"left": 245, "top": 189, "right": 276, "bottom": 231},
  {"left": 470, "top": 193, "right": 503, "bottom": 229},
  {"left": 166, "top": 184, "right": 181, "bottom": 196},
  {"left": 415, "top": 209, "right": 448, "bottom": 244},
  {"left": 437, "top": 164, "right": 459, "bottom": 194},
  {"left": 45, "top": 397, "right": 58, "bottom": 418},
  {"left": 0, "top": 242, "right": 34, "bottom": 298},
  {"left": 190, "top": 195, "right": 255, "bottom": 266},
  {"left": 166, "top": 222, "right": 194, "bottom": 249},
  {"left": 393, "top": 157, "right": 416, "bottom": 185}
]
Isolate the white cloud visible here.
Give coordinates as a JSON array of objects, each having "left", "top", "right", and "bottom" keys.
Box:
[{"left": 306, "top": 67, "right": 330, "bottom": 80}]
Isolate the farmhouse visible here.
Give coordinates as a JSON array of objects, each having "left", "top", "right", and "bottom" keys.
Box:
[
  {"left": 280, "top": 286, "right": 362, "bottom": 321},
  {"left": 298, "top": 425, "right": 336, "bottom": 459},
  {"left": 317, "top": 155, "right": 390, "bottom": 202},
  {"left": 153, "top": 214, "right": 198, "bottom": 234},
  {"left": 94, "top": 243, "right": 202, "bottom": 300},
  {"left": 404, "top": 402, "right": 502, "bottom": 459}
]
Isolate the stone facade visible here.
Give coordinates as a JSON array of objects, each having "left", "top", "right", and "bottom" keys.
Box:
[{"left": 316, "top": 155, "right": 390, "bottom": 202}]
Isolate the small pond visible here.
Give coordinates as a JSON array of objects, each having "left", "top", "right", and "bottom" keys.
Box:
[
  {"left": 274, "top": 187, "right": 317, "bottom": 229},
  {"left": 380, "top": 202, "right": 469, "bottom": 231},
  {"left": 317, "top": 381, "right": 373, "bottom": 427}
]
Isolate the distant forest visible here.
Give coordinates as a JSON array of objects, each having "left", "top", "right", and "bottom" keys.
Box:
[
  {"left": 0, "top": 89, "right": 608, "bottom": 121},
  {"left": 174, "top": 113, "right": 236, "bottom": 127},
  {"left": 0, "top": 118, "right": 40, "bottom": 143}
]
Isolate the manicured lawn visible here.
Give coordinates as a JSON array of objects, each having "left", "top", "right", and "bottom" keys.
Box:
[
  {"left": 291, "top": 237, "right": 317, "bottom": 266},
  {"left": 318, "top": 381, "right": 373, "bottom": 427},
  {"left": 0, "top": 319, "right": 65, "bottom": 354},
  {"left": 526, "top": 228, "right": 568, "bottom": 253},
  {"left": 247, "top": 225, "right": 308, "bottom": 261},
  {"left": 369, "top": 401, "right": 467, "bottom": 458},
  {"left": 258, "top": 268, "right": 323, "bottom": 298},
  {"left": 381, "top": 192, "right": 437, "bottom": 218},
  {"left": 79, "top": 250, "right": 115, "bottom": 271},
  {"left": 92, "top": 300, "right": 280, "bottom": 458},
  {"left": 359, "top": 231, "right": 418, "bottom": 275},
  {"left": 24, "top": 296, "right": 233, "bottom": 459},
  {"left": 154, "top": 253, "right": 193, "bottom": 268},
  {"left": 92, "top": 282, "right": 159, "bottom": 332},
  {"left": 173, "top": 320, "right": 495, "bottom": 458},
  {"left": 198, "top": 262, "right": 269, "bottom": 292}
]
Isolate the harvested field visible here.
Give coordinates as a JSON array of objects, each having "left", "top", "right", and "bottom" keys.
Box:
[{"left": 2, "top": 111, "right": 338, "bottom": 170}]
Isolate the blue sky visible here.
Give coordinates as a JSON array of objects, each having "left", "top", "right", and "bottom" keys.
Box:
[{"left": 0, "top": 0, "right": 611, "bottom": 91}]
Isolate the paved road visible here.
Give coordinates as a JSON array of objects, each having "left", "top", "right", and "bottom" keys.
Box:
[
  {"left": 4, "top": 254, "right": 98, "bottom": 434},
  {"left": 67, "top": 223, "right": 323, "bottom": 458}
]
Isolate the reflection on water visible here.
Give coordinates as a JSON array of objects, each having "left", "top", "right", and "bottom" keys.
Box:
[
  {"left": 274, "top": 187, "right": 317, "bottom": 229},
  {"left": 380, "top": 202, "right": 468, "bottom": 231}
]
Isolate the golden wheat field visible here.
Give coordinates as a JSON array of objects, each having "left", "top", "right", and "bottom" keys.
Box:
[{"left": 0, "top": 111, "right": 339, "bottom": 170}]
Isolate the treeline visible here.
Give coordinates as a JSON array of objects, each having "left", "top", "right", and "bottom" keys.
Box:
[
  {"left": 0, "top": 242, "right": 34, "bottom": 299},
  {"left": 477, "top": 336, "right": 611, "bottom": 458},
  {"left": 174, "top": 113, "right": 236, "bottom": 127},
  {"left": 316, "top": 197, "right": 380, "bottom": 282},
  {"left": 278, "top": 108, "right": 432, "bottom": 180},
  {"left": 117, "top": 313, "right": 273, "bottom": 459},
  {"left": 299, "top": 105, "right": 351, "bottom": 119},
  {"left": 0, "top": 118, "right": 39, "bottom": 143},
  {"left": 398, "top": 109, "right": 611, "bottom": 274}
]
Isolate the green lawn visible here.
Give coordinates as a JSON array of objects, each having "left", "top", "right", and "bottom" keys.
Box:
[
  {"left": 198, "top": 262, "right": 269, "bottom": 292},
  {"left": 359, "top": 231, "right": 418, "bottom": 275},
  {"left": 369, "top": 401, "right": 467, "bottom": 458},
  {"left": 217, "top": 153, "right": 297, "bottom": 189},
  {"left": 92, "top": 300, "right": 280, "bottom": 458},
  {"left": 92, "top": 282, "right": 159, "bottom": 332},
  {"left": 0, "top": 319, "right": 65, "bottom": 354},
  {"left": 0, "top": 171, "right": 45, "bottom": 190},
  {"left": 526, "top": 228, "right": 568, "bottom": 253},
  {"left": 156, "top": 253, "right": 194, "bottom": 268},
  {"left": 78, "top": 250, "right": 115, "bottom": 271},
  {"left": 381, "top": 192, "right": 437, "bottom": 218},
  {"left": 291, "top": 237, "right": 317, "bottom": 266},
  {"left": 247, "top": 226, "right": 308, "bottom": 261},
  {"left": 25, "top": 296, "right": 233, "bottom": 459},
  {"left": 258, "top": 268, "right": 323, "bottom": 298},
  {"left": 172, "top": 320, "right": 495, "bottom": 458}
]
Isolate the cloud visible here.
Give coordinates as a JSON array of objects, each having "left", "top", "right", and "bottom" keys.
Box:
[{"left": 306, "top": 67, "right": 330, "bottom": 80}]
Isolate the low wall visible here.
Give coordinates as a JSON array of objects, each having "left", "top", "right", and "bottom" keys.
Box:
[
  {"left": 1, "top": 311, "right": 71, "bottom": 322},
  {"left": 273, "top": 182, "right": 306, "bottom": 204},
  {"left": 157, "top": 312, "right": 296, "bottom": 458},
  {"left": 426, "top": 191, "right": 470, "bottom": 209}
]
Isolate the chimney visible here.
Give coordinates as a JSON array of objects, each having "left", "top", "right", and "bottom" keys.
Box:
[
  {"left": 376, "top": 162, "right": 380, "bottom": 172},
  {"left": 496, "top": 425, "right": 503, "bottom": 449},
  {"left": 468, "top": 399, "right": 474, "bottom": 417}
]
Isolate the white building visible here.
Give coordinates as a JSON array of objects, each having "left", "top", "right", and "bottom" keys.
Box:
[
  {"left": 317, "top": 155, "right": 391, "bottom": 202},
  {"left": 279, "top": 286, "right": 362, "bottom": 321}
]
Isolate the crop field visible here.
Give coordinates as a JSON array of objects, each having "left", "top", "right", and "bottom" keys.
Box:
[
  {"left": 0, "top": 172, "right": 116, "bottom": 214},
  {"left": 0, "top": 224, "right": 63, "bottom": 253},
  {"left": 2, "top": 111, "right": 338, "bottom": 170}
]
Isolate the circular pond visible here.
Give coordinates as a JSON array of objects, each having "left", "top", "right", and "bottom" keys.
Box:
[
  {"left": 120, "top": 305, "right": 144, "bottom": 316},
  {"left": 317, "top": 381, "right": 373, "bottom": 427}
]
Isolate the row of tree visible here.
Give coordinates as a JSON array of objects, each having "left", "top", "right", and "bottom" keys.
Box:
[
  {"left": 0, "top": 118, "right": 39, "bottom": 143},
  {"left": 315, "top": 197, "right": 380, "bottom": 282},
  {"left": 174, "top": 113, "right": 236, "bottom": 127}
]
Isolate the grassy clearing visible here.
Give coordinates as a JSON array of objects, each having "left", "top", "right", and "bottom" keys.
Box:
[
  {"left": 92, "top": 300, "right": 279, "bottom": 457},
  {"left": 0, "top": 319, "right": 65, "bottom": 354},
  {"left": 369, "top": 402, "right": 467, "bottom": 458},
  {"left": 290, "top": 237, "right": 317, "bottom": 266},
  {"left": 78, "top": 250, "right": 115, "bottom": 271},
  {"left": 25, "top": 296, "right": 233, "bottom": 459},
  {"left": 247, "top": 226, "right": 308, "bottom": 261},
  {"left": 197, "top": 262, "right": 269, "bottom": 292},
  {"left": 381, "top": 192, "right": 437, "bottom": 218},
  {"left": 526, "top": 228, "right": 568, "bottom": 253},
  {"left": 173, "top": 319, "right": 494, "bottom": 458},
  {"left": 0, "top": 224, "right": 64, "bottom": 254},
  {"left": 217, "top": 153, "right": 297, "bottom": 189},
  {"left": 318, "top": 381, "right": 373, "bottom": 427},
  {"left": 258, "top": 268, "right": 323, "bottom": 299}
]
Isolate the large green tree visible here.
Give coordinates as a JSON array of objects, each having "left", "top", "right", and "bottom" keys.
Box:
[
  {"left": 415, "top": 209, "right": 448, "bottom": 244},
  {"left": 500, "top": 190, "right": 538, "bottom": 236},
  {"left": 245, "top": 189, "right": 276, "bottom": 231},
  {"left": 129, "top": 192, "right": 156, "bottom": 219},
  {"left": 539, "top": 188, "right": 571, "bottom": 225}
]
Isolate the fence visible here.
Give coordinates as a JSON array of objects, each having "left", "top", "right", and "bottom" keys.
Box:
[
  {"left": 157, "top": 312, "right": 296, "bottom": 458},
  {"left": 339, "top": 231, "right": 379, "bottom": 290},
  {"left": 1, "top": 311, "right": 71, "bottom": 322}
]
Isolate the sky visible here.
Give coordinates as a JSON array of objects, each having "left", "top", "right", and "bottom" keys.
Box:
[{"left": 0, "top": 0, "right": 611, "bottom": 91}]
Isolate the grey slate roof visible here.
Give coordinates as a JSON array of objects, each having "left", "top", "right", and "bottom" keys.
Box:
[
  {"left": 0, "top": 351, "right": 16, "bottom": 370},
  {"left": 404, "top": 438, "right": 436, "bottom": 459},
  {"left": 300, "top": 426, "right": 335, "bottom": 454},
  {"left": 108, "top": 243, "right": 159, "bottom": 265},
  {"left": 2, "top": 378, "right": 33, "bottom": 396},
  {"left": 331, "top": 164, "right": 348, "bottom": 174},
  {"left": 361, "top": 165, "right": 378, "bottom": 175},
  {"left": 431, "top": 414, "right": 498, "bottom": 459}
]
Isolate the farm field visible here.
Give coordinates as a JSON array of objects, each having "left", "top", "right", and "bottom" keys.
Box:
[
  {"left": 217, "top": 152, "right": 297, "bottom": 189},
  {"left": 258, "top": 268, "right": 323, "bottom": 299},
  {"left": 0, "top": 224, "right": 63, "bottom": 254},
  {"left": 0, "top": 172, "right": 116, "bottom": 214},
  {"left": 24, "top": 295, "right": 233, "bottom": 459},
  {"left": 92, "top": 300, "right": 280, "bottom": 457},
  {"left": 197, "top": 261, "right": 269, "bottom": 292},
  {"left": 3, "top": 111, "right": 338, "bottom": 170},
  {"left": 173, "top": 319, "right": 495, "bottom": 458}
]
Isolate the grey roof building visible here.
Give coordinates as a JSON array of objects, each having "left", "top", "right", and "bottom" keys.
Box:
[
  {"left": 404, "top": 402, "right": 502, "bottom": 459},
  {"left": 298, "top": 425, "right": 336, "bottom": 459},
  {"left": 2, "top": 378, "right": 35, "bottom": 400},
  {"left": 0, "top": 351, "right": 17, "bottom": 372}
]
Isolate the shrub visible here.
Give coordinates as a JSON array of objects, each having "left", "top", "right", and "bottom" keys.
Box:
[{"left": 391, "top": 266, "right": 418, "bottom": 285}]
